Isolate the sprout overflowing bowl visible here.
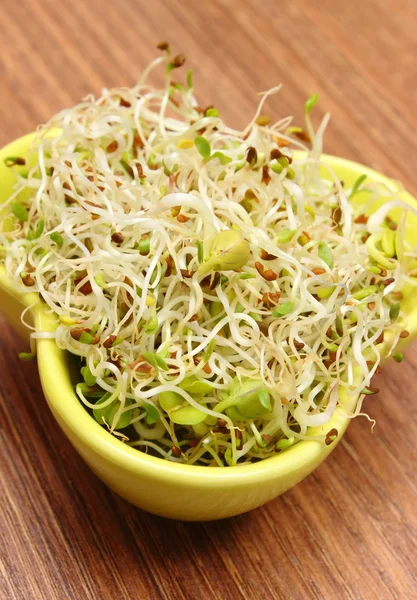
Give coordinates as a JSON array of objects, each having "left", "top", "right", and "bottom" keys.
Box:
[{"left": 1, "top": 49, "right": 417, "bottom": 468}]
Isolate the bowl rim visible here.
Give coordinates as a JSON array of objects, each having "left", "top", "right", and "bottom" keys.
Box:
[{"left": 2, "top": 131, "right": 417, "bottom": 487}]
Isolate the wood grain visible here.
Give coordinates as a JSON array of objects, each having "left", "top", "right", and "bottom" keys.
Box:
[{"left": 0, "top": 1, "right": 416, "bottom": 598}]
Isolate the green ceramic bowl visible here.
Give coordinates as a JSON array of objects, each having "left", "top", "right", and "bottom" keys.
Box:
[{"left": 1, "top": 133, "right": 416, "bottom": 521}]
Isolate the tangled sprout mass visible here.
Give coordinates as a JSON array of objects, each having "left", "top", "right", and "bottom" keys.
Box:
[{"left": 1, "top": 47, "right": 416, "bottom": 466}]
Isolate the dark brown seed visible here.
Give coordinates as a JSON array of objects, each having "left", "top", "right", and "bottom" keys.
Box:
[
  {"left": 189, "top": 313, "right": 199, "bottom": 322},
  {"left": 177, "top": 213, "right": 189, "bottom": 223},
  {"left": 129, "top": 356, "right": 153, "bottom": 373},
  {"left": 188, "top": 439, "right": 199, "bottom": 448},
  {"left": 270, "top": 148, "right": 283, "bottom": 160},
  {"left": 111, "top": 232, "right": 124, "bottom": 245},
  {"left": 261, "top": 292, "right": 281, "bottom": 307},
  {"left": 133, "top": 133, "right": 145, "bottom": 149},
  {"left": 246, "top": 146, "right": 257, "bottom": 166},
  {"left": 5, "top": 156, "right": 25, "bottom": 166},
  {"left": 262, "top": 165, "right": 271, "bottom": 185},
  {"left": 326, "top": 327, "right": 333, "bottom": 339},
  {"left": 213, "top": 427, "right": 229, "bottom": 435},
  {"left": 379, "top": 268, "right": 387, "bottom": 278},
  {"left": 332, "top": 206, "right": 342, "bottom": 225},
  {"left": 157, "top": 41, "right": 169, "bottom": 51},
  {"left": 382, "top": 278, "right": 395, "bottom": 286},
  {"left": 375, "top": 331, "right": 385, "bottom": 344},
  {"left": 294, "top": 130, "right": 311, "bottom": 143},
  {"left": 171, "top": 445, "right": 182, "bottom": 457},
  {"left": 133, "top": 162, "right": 145, "bottom": 179},
  {"left": 261, "top": 434, "right": 274, "bottom": 444},
  {"left": 354, "top": 213, "right": 368, "bottom": 224},
  {"left": 171, "top": 54, "right": 186, "bottom": 68},
  {"left": 293, "top": 340, "right": 305, "bottom": 350},
  {"left": 311, "top": 267, "right": 326, "bottom": 276},
  {"left": 260, "top": 249, "right": 277, "bottom": 261},
  {"left": 74, "top": 278, "right": 93, "bottom": 295},
  {"left": 325, "top": 428, "right": 338, "bottom": 446},
  {"left": 400, "top": 330, "right": 410, "bottom": 339},
  {"left": 106, "top": 140, "right": 118, "bottom": 153},
  {"left": 255, "top": 261, "right": 277, "bottom": 282},
  {"left": 201, "top": 272, "right": 221, "bottom": 289},
  {"left": 368, "top": 302, "right": 376, "bottom": 310},
  {"left": 103, "top": 335, "right": 117, "bottom": 348},
  {"left": 180, "top": 269, "right": 194, "bottom": 278},
  {"left": 328, "top": 350, "right": 337, "bottom": 363},
  {"left": 119, "top": 98, "right": 131, "bottom": 108},
  {"left": 361, "top": 233, "right": 371, "bottom": 243},
  {"left": 70, "top": 327, "right": 86, "bottom": 341},
  {"left": 202, "top": 363, "right": 212, "bottom": 374},
  {"left": 22, "top": 274, "right": 35, "bottom": 287},
  {"left": 165, "top": 255, "right": 174, "bottom": 277}
]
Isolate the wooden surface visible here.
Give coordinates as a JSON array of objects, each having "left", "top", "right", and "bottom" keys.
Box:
[{"left": 1, "top": 1, "right": 416, "bottom": 598}]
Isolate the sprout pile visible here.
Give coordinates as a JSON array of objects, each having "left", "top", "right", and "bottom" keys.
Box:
[{"left": 1, "top": 47, "right": 417, "bottom": 467}]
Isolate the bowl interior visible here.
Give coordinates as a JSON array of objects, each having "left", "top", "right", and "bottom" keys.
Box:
[{"left": 1, "top": 132, "right": 417, "bottom": 487}]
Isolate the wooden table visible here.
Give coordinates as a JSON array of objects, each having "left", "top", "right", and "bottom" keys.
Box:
[{"left": 1, "top": 1, "right": 416, "bottom": 598}]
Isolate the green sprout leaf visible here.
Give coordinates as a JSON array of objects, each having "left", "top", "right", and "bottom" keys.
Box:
[
  {"left": 209, "top": 151, "right": 232, "bottom": 165},
  {"left": 203, "top": 338, "right": 216, "bottom": 362},
  {"left": 389, "top": 302, "right": 401, "bottom": 321},
  {"left": 258, "top": 388, "right": 272, "bottom": 412},
  {"left": 197, "top": 240, "right": 204, "bottom": 264},
  {"left": 11, "top": 202, "right": 29, "bottom": 222},
  {"left": 141, "top": 351, "right": 169, "bottom": 371},
  {"left": 186, "top": 69, "right": 193, "bottom": 89},
  {"left": 49, "top": 232, "right": 64, "bottom": 247},
  {"left": 275, "top": 436, "right": 295, "bottom": 450},
  {"left": 198, "top": 229, "right": 250, "bottom": 275},
  {"left": 170, "top": 405, "right": 207, "bottom": 425},
  {"left": 144, "top": 313, "right": 158, "bottom": 334},
  {"left": 4, "top": 156, "right": 26, "bottom": 167},
  {"left": 18, "top": 352, "right": 36, "bottom": 361},
  {"left": 179, "top": 376, "right": 214, "bottom": 395},
  {"left": 393, "top": 352, "right": 403, "bottom": 363},
  {"left": 27, "top": 218, "right": 45, "bottom": 241},
  {"left": 350, "top": 174, "right": 367, "bottom": 198},
  {"left": 139, "top": 234, "right": 150, "bottom": 255},
  {"left": 93, "top": 396, "right": 132, "bottom": 429},
  {"left": 216, "top": 378, "right": 272, "bottom": 418},
  {"left": 276, "top": 229, "right": 296, "bottom": 244},
  {"left": 206, "top": 107, "right": 219, "bottom": 117},
  {"left": 352, "top": 285, "right": 379, "bottom": 301},
  {"left": 81, "top": 365, "right": 97, "bottom": 387},
  {"left": 318, "top": 242, "right": 334, "bottom": 269},
  {"left": 381, "top": 228, "right": 396, "bottom": 258},
  {"left": 194, "top": 136, "right": 211, "bottom": 160},
  {"left": 305, "top": 94, "right": 319, "bottom": 114},
  {"left": 272, "top": 301, "right": 293, "bottom": 317},
  {"left": 159, "top": 391, "right": 182, "bottom": 411},
  {"left": 142, "top": 402, "right": 160, "bottom": 425},
  {"left": 77, "top": 383, "right": 105, "bottom": 398}
]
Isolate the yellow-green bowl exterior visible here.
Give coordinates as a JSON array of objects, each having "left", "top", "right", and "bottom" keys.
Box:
[{"left": 1, "top": 133, "right": 417, "bottom": 521}]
